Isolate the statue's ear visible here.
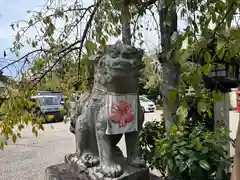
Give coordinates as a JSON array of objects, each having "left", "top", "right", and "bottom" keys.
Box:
[
  {"left": 88, "top": 49, "right": 104, "bottom": 66},
  {"left": 88, "top": 54, "right": 101, "bottom": 66}
]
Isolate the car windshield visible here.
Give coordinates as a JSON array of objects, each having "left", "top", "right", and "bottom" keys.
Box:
[
  {"left": 37, "top": 96, "right": 59, "bottom": 106},
  {"left": 139, "top": 96, "right": 151, "bottom": 102}
]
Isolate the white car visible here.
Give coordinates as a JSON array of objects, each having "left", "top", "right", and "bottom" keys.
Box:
[{"left": 139, "top": 96, "right": 156, "bottom": 113}]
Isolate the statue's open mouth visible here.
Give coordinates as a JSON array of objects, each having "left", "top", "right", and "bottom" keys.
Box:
[
  {"left": 109, "top": 64, "right": 136, "bottom": 70},
  {"left": 105, "top": 57, "right": 141, "bottom": 70},
  {"left": 108, "top": 68, "right": 140, "bottom": 78}
]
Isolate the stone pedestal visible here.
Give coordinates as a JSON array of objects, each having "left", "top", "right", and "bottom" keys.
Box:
[{"left": 45, "top": 163, "right": 150, "bottom": 180}]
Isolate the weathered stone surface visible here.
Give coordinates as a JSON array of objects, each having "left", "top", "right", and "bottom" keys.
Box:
[
  {"left": 62, "top": 42, "right": 147, "bottom": 179},
  {"left": 45, "top": 162, "right": 150, "bottom": 180}
]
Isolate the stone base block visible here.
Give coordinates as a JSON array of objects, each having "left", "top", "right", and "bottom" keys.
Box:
[{"left": 45, "top": 163, "right": 150, "bottom": 180}]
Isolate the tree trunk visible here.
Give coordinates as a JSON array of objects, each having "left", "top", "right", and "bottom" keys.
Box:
[
  {"left": 158, "top": 0, "right": 180, "bottom": 131},
  {"left": 121, "top": 1, "right": 131, "bottom": 45}
]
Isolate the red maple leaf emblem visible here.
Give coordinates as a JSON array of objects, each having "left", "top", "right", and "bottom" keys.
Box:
[{"left": 109, "top": 100, "right": 134, "bottom": 127}]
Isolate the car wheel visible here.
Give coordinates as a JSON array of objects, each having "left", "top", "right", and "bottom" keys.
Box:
[
  {"left": 141, "top": 106, "right": 145, "bottom": 113},
  {"left": 59, "top": 117, "right": 64, "bottom": 122}
]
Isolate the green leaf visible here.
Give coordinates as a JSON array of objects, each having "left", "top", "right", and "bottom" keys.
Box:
[
  {"left": 39, "top": 123, "right": 44, "bottom": 130},
  {"left": 32, "top": 126, "right": 36, "bottom": 134},
  {"left": 34, "top": 59, "right": 44, "bottom": 70},
  {"left": 10, "top": 24, "right": 15, "bottom": 30},
  {"left": 168, "top": 159, "right": 174, "bottom": 171},
  {"left": 0, "top": 141, "right": 4, "bottom": 149},
  {"left": 12, "top": 134, "right": 17, "bottom": 144},
  {"left": 179, "top": 49, "right": 192, "bottom": 63},
  {"left": 202, "top": 64, "right": 212, "bottom": 76},
  {"left": 85, "top": 40, "right": 97, "bottom": 55},
  {"left": 217, "top": 38, "right": 225, "bottom": 51},
  {"left": 204, "top": 51, "right": 212, "bottom": 63},
  {"left": 176, "top": 106, "right": 188, "bottom": 123},
  {"left": 179, "top": 148, "right": 188, "bottom": 155},
  {"left": 34, "top": 130, "right": 38, "bottom": 137},
  {"left": 195, "top": 138, "right": 202, "bottom": 151},
  {"left": 179, "top": 162, "right": 187, "bottom": 172},
  {"left": 161, "top": 143, "right": 169, "bottom": 150},
  {"left": 17, "top": 132, "right": 22, "bottom": 138},
  {"left": 6, "top": 126, "right": 13, "bottom": 135},
  {"left": 199, "top": 160, "right": 210, "bottom": 170},
  {"left": 207, "top": 108, "right": 212, "bottom": 117},
  {"left": 212, "top": 90, "right": 222, "bottom": 102},
  {"left": 29, "top": 19, "right": 33, "bottom": 25},
  {"left": 100, "top": 37, "right": 107, "bottom": 46},
  {"left": 197, "top": 100, "right": 207, "bottom": 114},
  {"left": 202, "top": 147, "right": 209, "bottom": 154},
  {"left": 31, "top": 41, "right": 37, "bottom": 48}
]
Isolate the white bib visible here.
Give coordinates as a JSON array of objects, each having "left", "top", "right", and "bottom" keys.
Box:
[{"left": 105, "top": 93, "right": 138, "bottom": 135}]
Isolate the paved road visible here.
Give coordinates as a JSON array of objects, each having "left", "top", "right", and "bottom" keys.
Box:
[{"left": 0, "top": 111, "right": 162, "bottom": 180}]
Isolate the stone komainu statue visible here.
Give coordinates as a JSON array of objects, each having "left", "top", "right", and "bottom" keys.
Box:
[{"left": 65, "top": 42, "right": 146, "bottom": 178}]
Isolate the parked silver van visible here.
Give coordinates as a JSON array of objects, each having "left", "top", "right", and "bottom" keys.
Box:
[{"left": 31, "top": 95, "right": 65, "bottom": 122}]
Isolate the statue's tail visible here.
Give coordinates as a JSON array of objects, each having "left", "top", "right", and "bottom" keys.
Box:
[{"left": 69, "top": 92, "right": 91, "bottom": 134}]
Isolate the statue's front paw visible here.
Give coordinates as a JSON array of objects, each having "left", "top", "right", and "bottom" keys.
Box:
[
  {"left": 65, "top": 153, "right": 78, "bottom": 164},
  {"left": 128, "top": 156, "right": 146, "bottom": 168},
  {"left": 65, "top": 153, "right": 87, "bottom": 172},
  {"left": 101, "top": 162, "right": 123, "bottom": 178},
  {"left": 65, "top": 152, "right": 99, "bottom": 167},
  {"left": 82, "top": 153, "right": 99, "bottom": 167}
]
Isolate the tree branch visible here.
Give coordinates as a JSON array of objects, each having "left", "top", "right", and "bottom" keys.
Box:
[
  {"left": 142, "top": 0, "right": 157, "bottom": 8},
  {"left": 0, "top": 49, "right": 49, "bottom": 72},
  {"left": 30, "top": 47, "right": 80, "bottom": 89},
  {"left": 77, "top": 0, "right": 102, "bottom": 81},
  {"left": 59, "top": 4, "right": 91, "bottom": 42},
  {"left": 212, "top": 3, "right": 235, "bottom": 38},
  {"left": 10, "top": 3, "right": 95, "bottom": 55},
  {"left": 0, "top": 36, "right": 87, "bottom": 73}
]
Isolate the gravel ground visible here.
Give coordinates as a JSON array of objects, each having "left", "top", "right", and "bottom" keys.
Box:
[{"left": 0, "top": 111, "right": 162, "bottom": 180}]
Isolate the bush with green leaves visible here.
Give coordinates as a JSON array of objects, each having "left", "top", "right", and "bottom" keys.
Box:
[
  {"left": 140, "top": 120, "right": 166, "bottom": 175},
  {"left": 140, "top": 121, "right": 233, "bottom": 180},
  {"left": 184, "top": 92, "right": 215, "bottom": 131}
]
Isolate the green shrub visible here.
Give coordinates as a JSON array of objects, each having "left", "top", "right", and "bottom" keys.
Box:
[
  {"left": 140, "top": 121, "right": 233, "bottom": 180},
  {"left": 140, "top": 120, "right": 166, "bottom": 174},
  {"left": 185, "top": 94, "right": 214, "bottom": 131}
]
